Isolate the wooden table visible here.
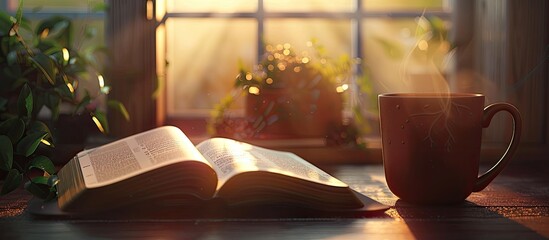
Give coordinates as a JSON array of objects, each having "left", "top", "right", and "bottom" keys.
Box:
[{"left": 1, "top": 160, "right": 548, "bottom": 239}]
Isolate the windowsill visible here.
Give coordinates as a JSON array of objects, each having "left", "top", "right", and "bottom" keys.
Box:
[{"left": 191, "top": 134, "right": 543, "bottom": 165}]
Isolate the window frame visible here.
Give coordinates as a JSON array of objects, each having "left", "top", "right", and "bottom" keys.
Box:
[
  {"left": 157, "top": 0, "right": 451, "bottom": 63},
  {"left": 156, "top": 0, "right": 452, "bottom": 136}
]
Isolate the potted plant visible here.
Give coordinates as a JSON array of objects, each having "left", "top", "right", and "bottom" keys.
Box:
[
  {"left": 0, "top": 3, "right": 128, "bottom": 198},
  {"left": 210, "top": 40, "right": 357, "bottom": 140}
]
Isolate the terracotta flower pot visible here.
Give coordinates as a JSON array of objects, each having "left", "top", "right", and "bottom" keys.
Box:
[{"left": 245, "top": 85, "right": 343, "bottom": 139}]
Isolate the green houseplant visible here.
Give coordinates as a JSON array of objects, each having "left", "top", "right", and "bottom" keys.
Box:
[
  {"left": 0, "top": 3, "right": 128, "bottom": 198},
  {"left": 210, "top": 40, "right": 361, "bottom": 142}
]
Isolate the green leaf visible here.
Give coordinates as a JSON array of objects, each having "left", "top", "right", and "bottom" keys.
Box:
[
  {"left": 31, "top": 92, "right": 45, "bottom": 118},
  {"left": 0, "top": 12, "right": 13, "bottom": 33},
  {"left": 107, "top": 100, "right": 130, "bottom": 121},
  {"left": 17, "top": 84, "right": 33, "bottom": 118},
  {"left": 0, "top": 118, "right": 25, "bottom": 143},
  {"left": 30, "top": 176, "right": 49, "bottom": 185},
  {"left": 16, "top": 131, "right": 47, "bottom": 157},
  {"left": 1, "top": 169, "right": 22, "bottom": 195},
  {"left": 29, "top": 53, "right": 56, "bottom": 85},
  {"left": 27, "top": 120, "right": 52, "bottom": 141},
  {"left": 24, "top": 180, "right": 50, "bottom": 199},
  {"left": 92, "top": 110, "right": 109, "bottom": 134},
  {"left": 74, "top": 93, "right": 91, "bottom": 114},
  {"left": 25, "top": 175, "right": 59, "bottom": 200},
  {"left": 15, "top": 0, "right": 24, "bottom": 24},
  {"left": 0, "top": 135, "right": 13, "bottom": 171},
  {"left": 42, "top": 45, "right": 64, "bottom": 56},
  {"left": 44, "top": 93, "right": 61, "bottom": 120},
  {"left": 54, "top": 83, "right": 74, "bottom": 99},
  {"left": 35, "top": 16, "right": 71, "bottom": 45},
  {"left": 29, "top": 155, "right": 56, "bottom": 174}
]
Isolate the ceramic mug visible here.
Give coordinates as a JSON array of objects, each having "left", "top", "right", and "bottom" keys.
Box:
[{"left": 378, "top": 93, "right": 522, "bottom": 204}]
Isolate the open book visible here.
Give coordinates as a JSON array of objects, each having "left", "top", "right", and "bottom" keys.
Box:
[{"left": 55, "top": 126, "right": 387, "bottom": 216}]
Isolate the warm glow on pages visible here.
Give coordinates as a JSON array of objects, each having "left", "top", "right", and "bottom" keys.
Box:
[{"left": 196, "top": 138, "right": 348, "bottom": 190}]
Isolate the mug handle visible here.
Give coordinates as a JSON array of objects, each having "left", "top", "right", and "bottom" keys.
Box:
[{"left": 473, "top": 103, "right": 522, "bottom": 192}]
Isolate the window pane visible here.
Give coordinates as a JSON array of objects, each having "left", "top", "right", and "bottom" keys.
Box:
[
  {"left": 165, "top": 19, "right": 256, "bottom": 116},
  {"left": 363, "top": 0, "right": 446, "bottom": 11},
  {"left": 167, "top": 0, "right": 257, "bottom": 13},
  {"left": 8, "top": 0, "right": 104, "bottom": 12},
  {"left": 264, "top": 0, "right": 354, "bottom": 12},
  {"left": 265, "top": 19, "right": 352, "bottom": 58},
  {"left": 362, "top": 18, "right": 452, "bottom": 93}
]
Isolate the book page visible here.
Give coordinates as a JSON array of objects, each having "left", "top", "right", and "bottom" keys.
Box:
[
  {"left": 196, "top": 138, "right": 347, "bottom": 189},
  {"left": 77, "top": 126, "right": 210, "bottom": 188}
]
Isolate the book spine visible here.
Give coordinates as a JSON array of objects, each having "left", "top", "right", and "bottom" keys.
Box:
[{"left": 57, "top": 156, "right": 87, "bottom": 211}]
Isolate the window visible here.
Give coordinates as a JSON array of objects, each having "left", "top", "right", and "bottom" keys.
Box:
[
  {"left": 5, "top": 1, "right": 546, "bottom": 159},
  {"left": 156, "top": 0, "right": 452, "bottom": 138},
  {"left": 1, "top": 0, "right": 107, "bottom": 109}
]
